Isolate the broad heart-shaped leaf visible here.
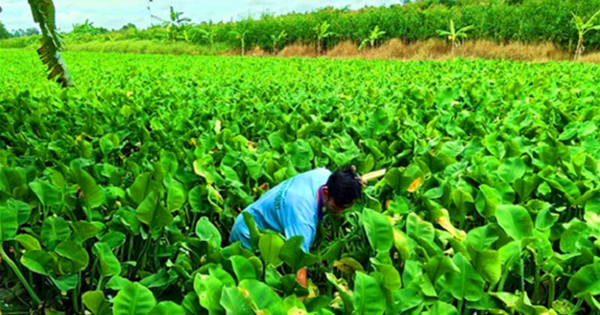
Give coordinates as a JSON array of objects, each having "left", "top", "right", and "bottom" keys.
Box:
[
  {"left": 127, "top": 173, "right": 161, "bottom": 205},
  {"left": 51, "top": 273, "right": 79, "bottom": 293},
  {"left": 194, "top": 273, "right": 225, "bottom": 314},
  {"left": 259, "top": 233, "right": 285, "bottom": 267},
  {"left": 15, "top": 234, "right": 41, "bottom": 251},
  {"left": 149, "top": 301, "right": 186, "bottom": 315},
  {"left": 279, "top": 236, "right": 318, "bottom": 271},
  {"left": 71, "top": 221, "right": 99, "bottom": 243},
  {"left": 0, "top": 205, "right": 18, "bottom": 241},
  {"left": 113, "top": 282, "right": 157, "bottom": 315},
  {"left": 424, "top": 255, "right": 459, "bottom": 284},
  {"left": 55, "top": 240, "right": 89, "bottom": 273},
  {"left": 238, "top": 279, "right": 286, "bottom": 315},
  {"left": 230, "top": 255, "right": 257, "bottom": 282},
  {"left": 20, "top": 250, "right": 57, "bottom": 275},
  {"left": 362, "top": 209, "right": 393, "bottom": 252},
  {"left": 6, "top": 199, "right": 31, "bottom": 225},
  {"left": 353, "top": 272, "right": 386, "bottom": 315},
  {"left": 29, "top": 180, "right": 62, "bottom": 206},
  {"left": 466, "top": 225, "right": 499, "bottom": 252},
  {"left": 559, "top": 220, "right": 590, "bottom": 253},
  {"left": 167, "top": 185, "right": 185, "bottom": 212},
  {"left": 422, "top": 301, "right": 458, "bottom": 315},
  {"left": 496, "top": 157, "right": 527, "bottom": 184},
  {"left": 7, "top": 199, "right": 31, "bottom": 225},
  {"left": 446, "top": 253, "right": 485, "bottom": 301},
  {"left": 220, "top": 286, "right": 254, "bottom": 315},
  {"left": 82, "top": 290, "right": 112, "bottom": 315},
  {"left": 136, "top": 190, "right": 174, "bottom": 231},
  {"left": 495, "top": 205, "right": 534, "bottom": 240},
  {"left": 196, "top": 216, "right": 222, "bottom": 249},
  {"left": 472, "top": 249, "right": 501, "bottom": 286},
  {"left": 387, "top": 288, "right": 423, "bottom": 315},
  {"left": 92, "top": 242, "right": 121, "bottom": 277},
  {"left": 189, "top": 186, "right": 209, "bottom": 213},
  {"left": 475, "top": 185, "right": 503, "bottom": 218},
  {"left": 568, "top": 263, "right": 600, "bottom": 297},
  {"left": 41, "top": 216, "right": 71, "bottom": 250},
  {"left": 71, "top": 167, "right": 105, "bottom": 209}
]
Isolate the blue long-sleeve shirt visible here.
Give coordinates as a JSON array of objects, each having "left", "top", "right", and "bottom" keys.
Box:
[{"left": 229, "top": 168, "right": 331, "bottom": 252}]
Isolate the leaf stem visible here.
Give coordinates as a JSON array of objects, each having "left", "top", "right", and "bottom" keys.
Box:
[
  {"left": 0, "top": 244, "right": 42, "bottom": 305},
  {"left": 548, "top": 275, "right": 555, "bottom": 309}
]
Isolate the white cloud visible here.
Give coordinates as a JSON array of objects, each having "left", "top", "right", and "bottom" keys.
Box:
[{"left": 0, "top": 0, "right": 401, "bottom": 32}]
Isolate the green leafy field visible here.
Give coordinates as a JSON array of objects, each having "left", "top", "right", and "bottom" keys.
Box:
[{"left": 1, "top": 50, "right": 600, "bottom": 314}]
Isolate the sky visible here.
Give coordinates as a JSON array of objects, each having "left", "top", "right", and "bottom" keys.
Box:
[{"left": 0, "top": 0, "right": 401, "bottom": 32}]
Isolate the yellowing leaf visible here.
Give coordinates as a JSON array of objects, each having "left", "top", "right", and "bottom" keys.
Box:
[
  {"left": 436, "top": 209, "right": 466, "bottom": 240},
  {"left": 407, "top": 177, "right": 423, "bottom": 192},
  {"left": 334, "top": 257, "right": 364, "bottom": 276}
]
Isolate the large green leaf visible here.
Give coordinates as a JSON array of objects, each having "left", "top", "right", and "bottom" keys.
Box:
[
  {"left": 136, "top": 190, "right": 174, "bottom": 231},
  {"left": 20, "top": 249, "right": 57, "bottom": 275},
  {"left": 422, "top": 301, "right": 458, "bottom": 315},
  {"left": 194, "top": 273, "right": 225, "bottom": 314},
  {"left": 93, "top": 242, "right": 121, "bottom": 277},
  {"left": 71, "top": 167, "right": 105, "bottom": 209},
  {"left": 238, "top": 279, "right": 286, "bottom": 315},
  {"left": 149, "top": 302, "right": 186, "bottom": 315},
  {"left": 55, "top": 240, "right": 89, "bottom": 273},
  {"left": 127, "top": 173, "right": 161, "bottom": 205},
  {"left": 362, "top": 209, "right": 393, "bottom": 252},
  {"left": 230, "top": 255, "right": 257, "bottom": 282},
  {"left": 0, "top": 205, "right": 18, "bottom": 241},
  {"left": 259, "top": 233, "right": 285, "bottom": 267},
  {"left": 568, "top": 263, "right": 600, "bottom": 297},
  {"left": 279, "top": 235, "right": 318, "bottom": 271},
  {"left": 496, "top": 157, "right": 527, "bottom": 184},
  {"left": 466, "top": 225, "right": 499, "bottom": 251},
  {"left": 196, "top": 216, "right": 222, "bottom": 249},
  {"left": 113, "top": 282, "right": 157, "bottom": 315},
  {"left": 15, "top": 234, "right": 41, "bottom": 251},
  {"left": 82, "top": 290, "right": 112, "bottom": 315},
  {"left": 29, "top": 180, "right": 62, "bottom": 206},
  {"left": 495, "top": 205, "right": 534, "bottom": 240},
  {"left": 353, "top": 272, "right": 386, "bottom": 315},
  {"left": 446, "top": 253, "right": 485, "bottom": 301},
  {"left": 41, "top": 216, "right": 71, "bottom": 250},
  {"left": 423, "top": 255, "right": 459, "bottom": 284},
  {"left": 220, "top": 286, "right": 254, "bottom": 315}
]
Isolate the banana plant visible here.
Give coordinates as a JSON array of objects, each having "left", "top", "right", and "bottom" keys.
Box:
[
  {"left": 313, "top": 21, "right": 334, "bottom": 55},
  {"left": 572, "top": 9, "right": 600, "bottom": 60},
  {"left": 27, "top": 0, "right": 74, "bottom": 87},
  {"left": 230, "top": 30, "right": 248, "bottom": 55},
  {"left": 437, "top": 20, "right": 474, "bottom": 49},
  {"left": 193, "top": 28, "right": 218, "bottom": 46},
  {"left": 270, "top": 30, "right": 287, "bottom": 54},
  {"left": 359, "top": 25, "right": 386, "bottom": 50}
]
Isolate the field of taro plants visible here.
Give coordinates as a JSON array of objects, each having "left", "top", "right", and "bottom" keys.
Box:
[{"left": 1, "top": 50, "right": 600, "bottom": 315}]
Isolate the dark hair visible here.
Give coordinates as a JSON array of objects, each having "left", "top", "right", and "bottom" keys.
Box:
[{"left": 325, "top": 166, "right": 363, "bottom": 207}]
